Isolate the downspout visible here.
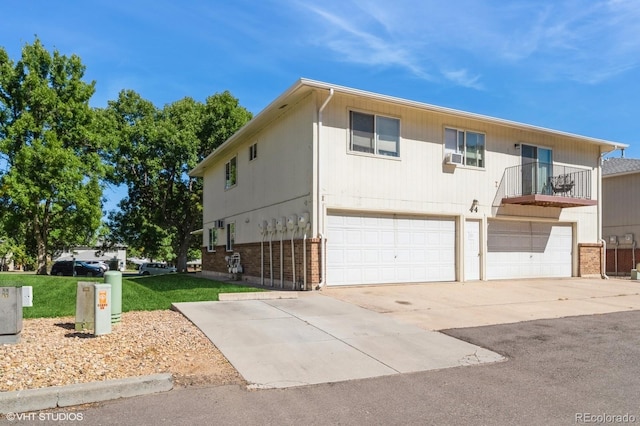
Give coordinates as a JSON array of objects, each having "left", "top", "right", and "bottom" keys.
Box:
[
  {"left": 633, "top": 240, "right": 637, "bottom": 274},
  {"left": 315, "top": 88, "right": 334, "bottom": 290},
  {"left": 261, "top": 232, "right": 265, "bottom": 286},
  {"left": 269, "top": 229, "right": 274, "bottom": 287},
  {"left": 280, "top": 228, "right": 284, "bottom": 289},
  {"left": 598, "top": 148, "right": 609, "bottom": 279},
  {"left": 291, "top": 227, "right": 296, "bottom": 290},
  {"left": 303, "top": 231, "right": 307, "bottom": 291},
  {"left": 614, "top": 240, "right": 618, "bottom": 276}
]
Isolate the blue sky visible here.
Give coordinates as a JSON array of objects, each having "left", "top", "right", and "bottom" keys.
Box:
[{"left": 2, "top": 0, "right": 639, "bottom": 214}]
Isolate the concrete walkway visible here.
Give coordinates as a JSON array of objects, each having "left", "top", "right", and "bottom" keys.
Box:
[
  {"left": 172, "top": 295, "right": 504, "bottom": 389},
  {"left": 320, "top": 277, "right": 640, "bottom": 330}
]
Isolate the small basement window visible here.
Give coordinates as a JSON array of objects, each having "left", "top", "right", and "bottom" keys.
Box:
[
  {"left": 226, "top": 222, "right": 235, "bottom": 251},
  {"left": 208, "top": 228, "right": 217, "bottom": 252}
]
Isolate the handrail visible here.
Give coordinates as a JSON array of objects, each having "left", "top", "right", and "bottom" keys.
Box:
[{"left": 500, "top": 162, "right": 592, "bottom": 200}]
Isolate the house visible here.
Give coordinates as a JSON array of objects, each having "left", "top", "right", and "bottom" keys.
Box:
[
  {"left": 602, "top": 157, "right": 640, "bottom": 276},
  {"left": 190, "top": 79, "right": 627, "bottom": 290}
]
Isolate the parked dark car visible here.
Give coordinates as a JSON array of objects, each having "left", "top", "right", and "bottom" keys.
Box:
[{"left": 50, "top": 261, "right": 104, "bottom": 277}]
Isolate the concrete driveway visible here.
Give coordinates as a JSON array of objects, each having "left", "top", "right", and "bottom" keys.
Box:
[
  {"left": 174, "top": 277, "right": 639, "bottom": 390},
  {"left": 173, "top": 295, "right": 504, "bottom": 389},
  {"left": 320, "top": 277, "right": 640, "bottom": 330}
]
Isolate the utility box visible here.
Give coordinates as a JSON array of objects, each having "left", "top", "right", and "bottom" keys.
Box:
[
  {"left": 104, "top": 271, "right": 122, "bottom": 323},
  {"left": 22, "top": 286, "right": 33, "bottom": 307},
  {"left": 632, "top": 269, "right": 639, "bottom": 281},
  {"left": 0, "top": 286, "right": 23, "bottom": 344},
  {"left": 94, "top": 284, "right": 112, "bottom": 336},
  {"left": 75, "top": 282, "right": 95, "bottom": 331}
]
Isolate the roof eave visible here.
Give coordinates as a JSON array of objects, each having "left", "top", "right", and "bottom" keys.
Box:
[{"left": 188, "top": 78, "right": 628, "bottom": 176}]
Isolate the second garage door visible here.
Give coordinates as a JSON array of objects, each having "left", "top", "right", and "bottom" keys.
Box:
[
  {"left": 486, "top": 221, "right": 572, "bottom": 279},
  {"left": 326, "top": 213, "right": 456, "bottom": 286}
]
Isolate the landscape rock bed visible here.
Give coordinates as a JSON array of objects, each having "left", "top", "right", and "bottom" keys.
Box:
[{"left": 0, "top": 310, "right": 243, "bottom": 392}]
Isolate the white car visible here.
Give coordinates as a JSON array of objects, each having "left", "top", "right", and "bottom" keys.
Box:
[{"left": 138, "top": 262, "right": 177, "bottom": 275}]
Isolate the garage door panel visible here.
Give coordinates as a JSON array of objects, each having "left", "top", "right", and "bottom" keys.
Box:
[
  {"left": 380, "top": 230, "right": 394, "bottom": 245},
  {"left": 487, "top": 221, "right": 572, "bottom": 279},
  {"left": 345, "top": 249, "right": 363, "bottom": 263},
  {"left": 327, "top": 214, "right": 455, "bottom": 286},
  {"left": 346, "top": 230, "right": 363, "bottom": 245},
  {"left": 363, "top": 230, "right": 378, "bottom": 245}
]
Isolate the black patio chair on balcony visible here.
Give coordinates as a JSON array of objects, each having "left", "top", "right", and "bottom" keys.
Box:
[{"left": 548, "top": 174, "right": 574, "bottom": 196}]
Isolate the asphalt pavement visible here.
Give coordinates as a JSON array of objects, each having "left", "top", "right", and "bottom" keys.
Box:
[{"left": 25, "top": 310, "right": 640, "bottom": 426}]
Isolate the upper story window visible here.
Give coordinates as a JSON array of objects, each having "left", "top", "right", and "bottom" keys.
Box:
[
  {"left": 350, "top": 111, "right": 400, "bottom": 157},
  {"left": 444, "top": 127, "right": 485, "bottom": 168},
  {"left": 208, "top": 228, "right": 217, "bottom": 252},
  {"left": 249, "top": 142, "right": 257, "bottom": 161},
  {"left": 225, "top": 156, "right": 237, "bottom": 189}
]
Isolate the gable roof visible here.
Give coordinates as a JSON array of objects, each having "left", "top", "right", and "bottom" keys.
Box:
[
  {"left": 190, "top": 78, "right": 628, "bottom": 177},
  {"left": 603, "top": 157, "right": 640, "bottom": 177}
]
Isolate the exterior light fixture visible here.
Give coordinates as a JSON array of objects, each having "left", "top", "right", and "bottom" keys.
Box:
[{"left": 470, "top": 199, "right": 479, "bottom": 212}]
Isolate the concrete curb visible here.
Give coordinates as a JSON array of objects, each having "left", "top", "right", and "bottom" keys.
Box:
[
  {"left": 0, "top": 373, "right": 173, "bottom": 414},
  {"left": 218, "top": 291, "right": 298, "bottom": 301}
]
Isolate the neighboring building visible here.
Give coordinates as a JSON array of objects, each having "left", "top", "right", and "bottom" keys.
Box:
[
  {"left": 190, "top": 79, "right": 627, "bottom": 290},
  {"left": 602, "top": 157, "right": 640, "bottom": 276},
  {"left": 55, "top": 246, "right": 128, "bottom": 271},
  {"left": 0, "top": 252, "right": 16, "bottom": 271}
]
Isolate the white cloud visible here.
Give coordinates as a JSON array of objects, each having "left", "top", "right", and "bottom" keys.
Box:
[
  {"left": 298, "top": 3, "right": 434, "bottom": 81},
  {"left": 442, "top": 69, "right": 484, "bottom": 90},
  {"left": 289, "top": 0, "right": 640, "bottom": 87}
]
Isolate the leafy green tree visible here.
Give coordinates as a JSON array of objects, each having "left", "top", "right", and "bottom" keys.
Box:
[
  {"left": 0, "top": 38, "right": 105, "bottom": 274},
  {"left": 105, "top": 90, "right": 251, "bottom": 270}
]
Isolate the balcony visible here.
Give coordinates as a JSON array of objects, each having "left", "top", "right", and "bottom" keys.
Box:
[{"left": 498, "top": 162, "right": 596, "bottom": 208}]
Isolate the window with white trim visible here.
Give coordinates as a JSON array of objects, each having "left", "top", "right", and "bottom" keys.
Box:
[
  {"left": 444, "top": 127, "right": 485, "bottom": 168},
  {"left": 225, "top": 156, "right": 237, "bottom": 189},
  {"left": 226, "top": 222, "right": 235, "bottom": 251},
  {"left": 350, "top": 111, "right": 400, "bottom": 157},
  {"left": 207, "top": 228, "right": 217, "bottom": 252},
  {"left": 249, "top": 143, "right": 257, "bottom": 161}
]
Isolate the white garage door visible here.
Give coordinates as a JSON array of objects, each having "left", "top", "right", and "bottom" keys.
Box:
[
  {"left": 326, "top": 213, "right": 456, "bottom": 286},
  {"left": 487, "top": 221, "right": 572, "bottom": 279}
]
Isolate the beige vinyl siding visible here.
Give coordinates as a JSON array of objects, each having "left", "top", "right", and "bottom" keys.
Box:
[
  {"left": 603, "top": 173, "right": 640, "bottom": 239},
  {"left": 202, "top": 94, "right": 315, "bottom": 244},
  {"left": 319, "top": 93, "right": 600, "bottom": 246}
]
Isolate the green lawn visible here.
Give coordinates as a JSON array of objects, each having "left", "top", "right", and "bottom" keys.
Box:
[{"left": 0, "top": 273, "right": 263, "bottom": 319}]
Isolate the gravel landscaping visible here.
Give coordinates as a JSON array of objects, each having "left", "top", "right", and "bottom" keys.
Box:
[{"left": 0, "top": 310, "right": 244, "bottom": 392}]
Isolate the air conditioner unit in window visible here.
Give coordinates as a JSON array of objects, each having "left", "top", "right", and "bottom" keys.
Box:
[
  {"left": 445, "top": 152, "right": 464, "bottom": 166},
  {"left": 214, "top": 219, "right": 225, "bottom": 229}
]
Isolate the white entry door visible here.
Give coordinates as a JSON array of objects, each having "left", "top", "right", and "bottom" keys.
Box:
[
  {"left": 326, "top": 213, "right": 456, "bottom": 286},
  {"left": 465, "top": 220, "right": 481, "bottom": 280}
]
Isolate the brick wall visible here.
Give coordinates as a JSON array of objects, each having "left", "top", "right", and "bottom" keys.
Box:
[
  {"left": 578, "top": 243, "right": 603, "bottom": 277},
  {"left": 201, "top": 238, "right": 323, "bottom": 290}
]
